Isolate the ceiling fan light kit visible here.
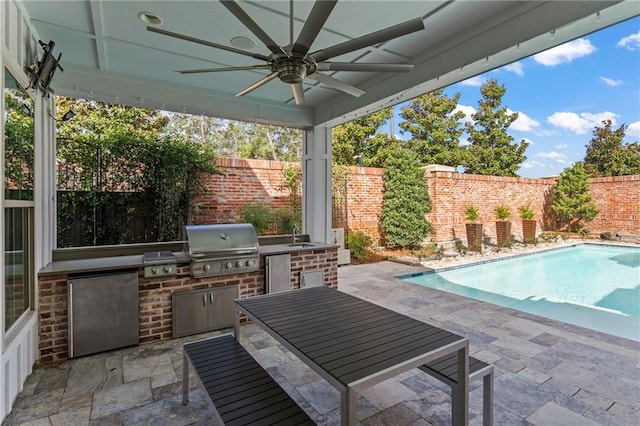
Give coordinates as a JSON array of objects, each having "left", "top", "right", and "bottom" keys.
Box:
[{"left": 148, "top": 0, "right": 425, "bottom": 104}]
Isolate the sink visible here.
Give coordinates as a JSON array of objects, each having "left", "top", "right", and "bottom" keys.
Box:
[{"left": 287, "top": 243, "right": 315, "bottom": 248}]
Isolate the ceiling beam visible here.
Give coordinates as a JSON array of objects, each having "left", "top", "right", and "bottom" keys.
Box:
[{"left": 88, "top": 0, "right": 107, "bottom": 69}]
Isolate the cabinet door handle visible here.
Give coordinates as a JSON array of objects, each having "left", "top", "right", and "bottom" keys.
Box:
[
  {"left": 209, "top": 292, "right": 214, "bottom": 305},
  {"left": 203, "top": 293, "right": 206, "bottom": 307}
]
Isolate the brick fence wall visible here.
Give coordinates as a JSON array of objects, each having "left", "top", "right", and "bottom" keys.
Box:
[
  {"left": 195, "top": 158, "right": 639, "bottom": 244},
  {"left": 194, "top": 157, "right": 295, "bottom": 225}
]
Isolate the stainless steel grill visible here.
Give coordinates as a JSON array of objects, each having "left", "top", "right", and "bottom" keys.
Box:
[{"left": 184, "top": 224, "right": 260, "bottom": 278}]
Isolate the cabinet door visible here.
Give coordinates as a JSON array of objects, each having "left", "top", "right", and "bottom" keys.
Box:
[
  {"left": 208, "top": 285, "right": 238, "bottom": 330},
  {"left": 172, "top": 290, "right": 208, "bottom": 337}
]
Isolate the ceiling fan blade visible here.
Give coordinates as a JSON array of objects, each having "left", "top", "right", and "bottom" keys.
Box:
[
  {"left": 220, "top": 0, "right": 286, "bottom": 56},
  {"left": 291, "top": 0, "right": 337, "bottom": 56},
  {"left": 309, "top": 17, "right": 425, "bottom": 62},
  {"left": 308, "top": 72, "right": 365, "bottom": 97},
  {"left": 291, "top": 83, "right": 305, "bottom": 105},
  {"left": 236, "top": 72, "right": 278, "bottom": 97},
  {"left": 178, "top": 65, "right": 271, "bottom": 74},
  {"left": 317, "top": 62, "right": 414, "bottom": 72},
  {"left": 147, "top": 26, "right": 268, "bottom": 61}
]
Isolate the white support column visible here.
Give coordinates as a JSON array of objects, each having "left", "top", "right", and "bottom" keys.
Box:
[{"left": 302, "top": 126, "right": 332, "bottom": 243}]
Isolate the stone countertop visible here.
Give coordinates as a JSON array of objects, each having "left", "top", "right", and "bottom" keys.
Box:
[{"left": 38, "top": 243, "right": 338, "bottom": 276}]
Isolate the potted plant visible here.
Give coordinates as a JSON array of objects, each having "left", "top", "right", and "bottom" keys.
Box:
[
  {"left": 518, "top": 204, "right": 537, "bottom": 243},
  {"left": 494, "top": 204, "right": 512, "bottom": 247},
  {"left": 464, "top": 204, "right": 483, "bottom": 252}
]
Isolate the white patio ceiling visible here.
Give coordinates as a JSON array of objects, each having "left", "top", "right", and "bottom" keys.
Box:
[{"left": 22, "top": 0, "right": 638, "bottom": 128}]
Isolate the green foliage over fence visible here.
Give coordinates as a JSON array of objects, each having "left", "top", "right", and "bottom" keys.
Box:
[{"left": 56, "top": 98, "right": 219, "bottom": 247}]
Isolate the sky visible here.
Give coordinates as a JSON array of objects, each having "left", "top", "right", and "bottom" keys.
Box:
[{"left": 387, "top": 15, "right": 640, "bottom": 178}]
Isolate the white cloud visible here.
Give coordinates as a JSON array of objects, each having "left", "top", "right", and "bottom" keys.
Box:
[
  {"left": 627, "top": 121, "right": 640, "bottom": 138},
  {"left": 507, "top": 108, "right": 540, "bottom": 132},
  {"left": 454, "top": 104, "right": 475, "bottom": 124},
  {"left": 555, "top": 143, "right": 568, "bottom": 149},
  {"left": 537, "top": 151, "right": 568, "bottom": 164},
  {"left": 547, "top": 111, "right": 618, "bottom": 134},
  {"left": 617, "top": 31, "right": 640, "bottom": 50},
  {"left": 503, "top": 62, "right": 524, "bottom": 76},
  {"left": 460, "top": 76, "right": 485, "bottom": 87},
  {"left": 520, "top": 160, "right": 548, "bottom": 170},
  {"left": 600, "top": 77, "right": 622, "bottom": 86},
  {"left": 533, "top": 38, "right": 596, "bottom": 66}
]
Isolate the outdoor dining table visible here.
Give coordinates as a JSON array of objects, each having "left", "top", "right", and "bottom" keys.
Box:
[{"left": 234, "top": 286, "right": 470, "bottom": 425}]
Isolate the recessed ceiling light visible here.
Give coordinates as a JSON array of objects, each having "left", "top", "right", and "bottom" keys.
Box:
[
  {"left": 230, "top": 36, "right": 256, "bottom": 50},
  {"left": 138, "top": 12, "right": 163, "bottom": 26}
]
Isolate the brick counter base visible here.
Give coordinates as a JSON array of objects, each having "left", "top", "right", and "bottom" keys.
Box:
[{"left": 37, "top": 248, "right": 338, "bottom": 365}]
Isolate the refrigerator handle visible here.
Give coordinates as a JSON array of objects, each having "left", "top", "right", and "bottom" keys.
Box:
[{"left": 68, "top": 282, "right": 74, "bottom": 358}]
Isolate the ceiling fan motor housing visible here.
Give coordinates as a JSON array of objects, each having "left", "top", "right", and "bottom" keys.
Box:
[{"left": 274, "top": 57, "right": 308, "bottom": 84}]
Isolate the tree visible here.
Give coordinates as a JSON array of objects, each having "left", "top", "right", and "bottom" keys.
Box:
[
  {"left": 237, "top": 123, "right": 302, "bottom": 162},
  {"left": 379, "top": 148, "right": 432, "bottom": 248},
  {"left": 551, "top": 162, "right": 599, "bottom": 232},
  {"left": 399, "top": 89, "right": 465, "bottom": 166},
  {"left": 463, "top": 78, "right": 528, "bottom": 176},
  {"left": 332, "top": 108, "right": 392, "bottom": 165},
  {"left": 583, "top": 120, "right": 640, "bottom": 177}
]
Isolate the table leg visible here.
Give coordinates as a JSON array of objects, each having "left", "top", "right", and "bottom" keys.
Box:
[
  {"left": 340, "top": 387, "right": 357, "bottom": 426},
  {"left": 451, "top": 343, "right": 469, "bottom": 425},
  {"left": 182, "top": 351, "right": 189, "bottom": 405}
]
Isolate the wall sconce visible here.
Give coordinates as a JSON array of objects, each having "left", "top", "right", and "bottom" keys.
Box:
[{"left": 61, "top": 109, "right": 75, "bottom": 122}]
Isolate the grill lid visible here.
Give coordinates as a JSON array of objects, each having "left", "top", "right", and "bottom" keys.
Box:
[{"left": 184, "top": 223, "right": 259, "bottom": 258}]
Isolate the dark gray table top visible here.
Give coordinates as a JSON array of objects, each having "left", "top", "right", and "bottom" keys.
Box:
[{"left": 236, "top": 286, "right": 466, "bottom": 386}]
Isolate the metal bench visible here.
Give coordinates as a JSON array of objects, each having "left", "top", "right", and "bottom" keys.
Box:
[
  {"left": 182, "top": 334, "right": 315, "bottom": 426},
  {"left": 419, "top": 354, "right": 494, "bottom": 426}
]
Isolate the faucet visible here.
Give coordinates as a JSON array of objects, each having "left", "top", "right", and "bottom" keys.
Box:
[{"left": 292, "top": 224, "right": 300, "bottom": 244}]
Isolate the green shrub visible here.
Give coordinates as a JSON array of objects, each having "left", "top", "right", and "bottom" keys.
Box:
[
  {"left": 272, "top": 208, "right": 301, "bottom": 235},
  {"left": 465, "top": 204, "right": 480, "bottom": 222},
  {"left": 494, "top": 204, "right": 511, "bottom": 220},
  {"left": 238, "top": 203, "right": 272, "bottom": 235},
  {"left": 411, "top": 243, "right": 444, "bottom": 261},
  {"left": 518, "top": 204, "right": 535, "bottom": 220},
  {"left": 346, "top": 231, "right": 373, "bottom": 259},
  {"left": 599, "top": 231, "right": 614, "bottom": 241},
  {"left": 379, "top": 149, "right": 432, "bottom": 248}
]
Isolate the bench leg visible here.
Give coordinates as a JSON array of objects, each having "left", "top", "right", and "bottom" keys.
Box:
[
  {"left": 182, "top": 351, "right": 189, "bottom": 406},
  {"left": 234, "top": 308, "right": 241, "bottom": 341},
  {"left": 483, "top": 370, "right": 493, "bottom": 426}
]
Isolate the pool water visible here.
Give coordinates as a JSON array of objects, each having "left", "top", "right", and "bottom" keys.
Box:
[{"left": 399, "top": 244, "right": 640, "bottom": 341}]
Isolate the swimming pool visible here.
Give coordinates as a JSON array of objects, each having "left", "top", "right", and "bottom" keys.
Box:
[{"left": 399, "top": 244, "right": 640, "bottom": 341}]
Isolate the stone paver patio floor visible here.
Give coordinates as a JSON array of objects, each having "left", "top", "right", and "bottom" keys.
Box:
[{"left": 3, "top": 261, "right": 639, "bottom": 425}]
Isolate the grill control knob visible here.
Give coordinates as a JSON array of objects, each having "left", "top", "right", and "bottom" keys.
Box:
[
  {"left": 151, "top": 266, "right": 159, "bottom": 275},
  {"left": 245, "top": 260, "right": 253, "bottom": 267},
  {"left": 163, "top": 266, "right": 173, "bottom": 273},
  {"left": 225, "top": 262, "right": 233, "bottom": 269},
  {"left": 236, "top": 260, "right": 243, "bottom": 268},
  {"left": 202, "top": 264, "right": 211, "bottom": 272}
]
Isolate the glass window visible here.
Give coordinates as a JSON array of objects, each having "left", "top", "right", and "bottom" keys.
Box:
[
  {"left": 4, "top": 207, "right": 33, "bottom": 331},
  {"left": 4, "top": 67, "right": 35, "bottom": 334},
  {"left": 4, "top": 69, "right": 34, "bottom": 201}
]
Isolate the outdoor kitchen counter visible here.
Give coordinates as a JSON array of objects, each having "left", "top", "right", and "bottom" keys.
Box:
[{"left": 38, "top": 242, "right": 337, "bottom": 276}]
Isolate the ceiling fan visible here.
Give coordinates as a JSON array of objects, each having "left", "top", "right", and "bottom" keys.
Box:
[{"left": 148, "top": 0, "right": 425, "bottom": 104}]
